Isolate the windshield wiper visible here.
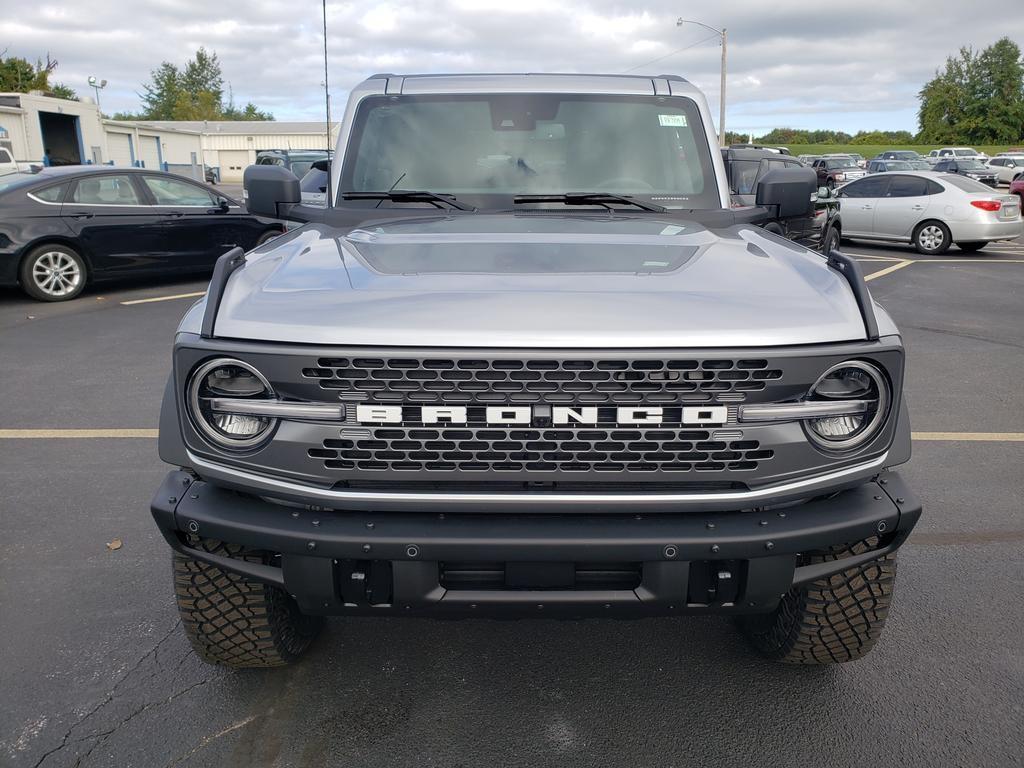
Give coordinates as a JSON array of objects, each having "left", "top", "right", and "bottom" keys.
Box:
[
  {"left": 513, "top": 193, "right": 666, "bottom": 212},
  {"left": 341, "top": 190, "right": 475, "bottom": 211}
]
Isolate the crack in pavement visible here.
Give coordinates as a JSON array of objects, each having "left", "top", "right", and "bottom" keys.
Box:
[
  {"left": 30, "top": 619, "right": 184, "bottom": 768},
  {"left": 165, "top": 715, "right": 259, "bottom": 767}
]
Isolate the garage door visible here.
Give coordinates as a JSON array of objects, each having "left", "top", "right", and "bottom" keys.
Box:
[
  {"left": 138, "top": 135, "right": 161, "bottom": 169},
  {"left": 218, "top": 150, "right": 251, "bottom": 183},
  {"left": 107, "top": 132, "right": 134, "bottom": 166}
]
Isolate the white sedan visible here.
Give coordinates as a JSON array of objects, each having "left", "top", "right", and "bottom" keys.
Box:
[{"left": 835, "top": 171, "right": 1022, "bottom": 254}]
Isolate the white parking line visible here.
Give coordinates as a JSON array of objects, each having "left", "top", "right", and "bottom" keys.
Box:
[
  {"left": 864, "top": 260, "right": 914, "bottom": 281},
  {"left": 121, "top": 291, "right": 205, "bottom": 306}
]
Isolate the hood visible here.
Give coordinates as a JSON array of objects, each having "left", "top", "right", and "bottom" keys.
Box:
[{"left": 206, "top": 214, "right": 868, "bottom": 348}]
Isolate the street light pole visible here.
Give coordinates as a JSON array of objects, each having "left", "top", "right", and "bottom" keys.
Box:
[
  {"left": 676, "top": 18, "right": 727, "bottom": 146},
  {"left": 87, "top": 76, "right": 107, "bottom": 112}
]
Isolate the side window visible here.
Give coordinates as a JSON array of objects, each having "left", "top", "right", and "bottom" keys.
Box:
[
  {"left": 886, "top": 175, "right": 928, "bottom": 197},
  {"left": 30, "top": 182, "right": 69, "bottom": 203},
  {"left": 925, "top": 179, "right": 945, "bottom": 195},
  {"left": 142, "top": 176, "right": 217, "bottom": 206},
  {"left": 841, "top": 176, "right": 890, "bottom": 198},
  {"left": 0, "top": 147, "right": 12, "bottom": 163},
  {"left": 70, "top": 175, "right": 141, "bottom": 205}
]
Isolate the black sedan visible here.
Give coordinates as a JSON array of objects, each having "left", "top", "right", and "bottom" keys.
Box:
[
  {"left": 0, "top": 166, "right": 283, "bottom": 301},
  {"left": 931, "top": 158, "right": 998, "bottom": 187}
]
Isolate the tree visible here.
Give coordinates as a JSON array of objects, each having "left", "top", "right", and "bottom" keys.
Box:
[
  {"left": 0, "top": 51, "right": 77, "bottom": 99},
  {"left": 918, "top": 38, "right": 1024, "bottom": 143},
  {"left": 132, "top": 48, "right": 272, "bottom": 121}
]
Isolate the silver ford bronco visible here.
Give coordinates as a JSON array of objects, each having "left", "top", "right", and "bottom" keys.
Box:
[{"left": 151, "top": 73, "right": 920, "bottom": 667}]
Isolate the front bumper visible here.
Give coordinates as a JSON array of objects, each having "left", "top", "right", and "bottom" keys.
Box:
[{"left": 152, "top": 469, "right": 921, "bottom": 617}]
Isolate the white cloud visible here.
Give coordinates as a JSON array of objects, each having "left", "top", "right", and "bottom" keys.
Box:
[{"left": 1, "top": 0, "right": 1021, "bottom": 133}]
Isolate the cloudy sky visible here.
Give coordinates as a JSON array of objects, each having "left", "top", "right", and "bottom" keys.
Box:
[{"left": 3, "top": 1, "right": 1023, "bottom": 134}]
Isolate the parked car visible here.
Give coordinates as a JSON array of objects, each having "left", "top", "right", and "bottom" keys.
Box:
[
  {"left": 812, "top": 157, "right": 866, "bottom": 189},
  {"left": 876, "top": 150, "right": 923, "bottom": 162},
  {"left": 985, "top": 156, "right": 1024, "bottom": 184},
  {"left": 931, "top": 158, "right": 998, "bottom": 186},
  {"left": 866, "top": 159, "right": 914, "bottom": 174},
  {"left": 928, "top": 147, "right": 988, "bottom": 163},
  {"left": 204, "top": 165, "right": 218, "bottom": 185},
  {"left": 846, "top": 152, "right": 866, "bottom": 168},
  {"left": 298, "top": 159, "right": 330, "bottom": 207},
  {"left": 0, "top": 167, "right": 284, "bottom": 301},
  {"left": 834, "top": 171, "right": 1022, "bottom": 253},
  {"left": 255, "top": 150, "right": 332, "bottom": 180},
  {"left": 907, "top": 160, "right": 933, "bottom": 171},
  {"left": 796, "top": 154, "right": 822, "bottom": 165},
  {"left": 1011, "top": 175, "right": 1024, "bottom": 203},
  {"left": 0, "top": 146, "right": 17, "bottom": 176},
  {"left": 727, "top": 143, "right": 791, "bottom": 155}
]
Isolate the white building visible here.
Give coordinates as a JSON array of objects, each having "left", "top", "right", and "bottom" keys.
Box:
[
  {"left": 0, "top": 92, "right": 203, "bottom": 173},
  {"left": 133, "top": 120, "right": 340, "bottom": 182}
]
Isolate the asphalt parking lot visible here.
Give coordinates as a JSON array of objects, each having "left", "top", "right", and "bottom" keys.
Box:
[{"left": 1, "top": 236, "right": 1023, "bottom": 767}]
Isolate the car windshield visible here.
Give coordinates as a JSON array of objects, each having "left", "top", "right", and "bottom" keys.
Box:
[
  {"left": 887, "top": 161, "right": 913, "bottom": 170},
  {"left": 958, "top": 160, "right": 986, "bottom": 170},
  {"left": 342, "top": 92, "right": 718, "bottom": 209},
  {"left": 954, "top": 150, "right": 977, "bottom": 157},
  {"left": 827, "top": 159, "right": 857, "bottom": 169},
  {"left": 909, "top": 160, "right": 931, "bottom": 169}
]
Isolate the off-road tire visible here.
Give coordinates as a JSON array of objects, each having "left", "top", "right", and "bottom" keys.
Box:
[
  {"left": 736, "top": 538, "right": 897, "bottom": 665},
  {"left": 173, "top": 539, "right": 323, "bottom": 668},
  {"left": 821, "top": 225, "right": 841, "bottom": 254},
  {"left": 255, "top": 229, "right": 283, "bottom": 246}
]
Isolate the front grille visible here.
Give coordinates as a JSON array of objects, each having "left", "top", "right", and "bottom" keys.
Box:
[
  {"left": 309, "top": 427, "right": 774, "bottom": 474},
  {"left": 303, "top": 357, "right": 783, "bottom": 405}
]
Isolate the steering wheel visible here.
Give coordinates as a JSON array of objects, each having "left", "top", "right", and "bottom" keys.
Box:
[{"left": 592, "top": 177, "right": 655, "bottom": 191}]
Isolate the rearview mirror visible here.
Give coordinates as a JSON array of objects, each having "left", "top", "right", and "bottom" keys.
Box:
[
  {"left": 755, "top": 167, "right": 817, "bottom": 219},
  {"left": 243, "top": 164, "right": 301, "bottom": 218}
]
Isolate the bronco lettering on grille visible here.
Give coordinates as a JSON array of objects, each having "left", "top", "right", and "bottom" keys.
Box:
[{"left": 355, "top": 405, "right": 729, "bottom": 426}]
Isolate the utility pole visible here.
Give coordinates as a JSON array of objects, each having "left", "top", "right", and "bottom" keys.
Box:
[{"left": 676, "top": 19, "right": 727, "bottom": 146}]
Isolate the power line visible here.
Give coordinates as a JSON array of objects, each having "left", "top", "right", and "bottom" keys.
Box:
[{"left": 620, "top": 32, "right": 722, "bottom": 74}]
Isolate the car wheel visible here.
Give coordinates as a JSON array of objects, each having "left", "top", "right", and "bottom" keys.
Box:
[
  {"left": 913, "top": 221, "right": 951, "bottom": 255},
  {"left": 173, "top": 538, "right": 323, "bottom": 668},
  {"left": 821, "top": 225, "right": 841, "bottom": 254},
  {"left": 957, "top": 241, "right": 986, "bottom": 253},
  {"left": 735, "top": 538, "right": 897, "bottom": 664},
  {"left": 256, "top": 229, "right": 283, "bottom": 246},
  {"left": 826, "top": 179, "right": 835, "bottom": 191},
  {"left": 19, "top": 244, "right": 87, "bottom": 302}
]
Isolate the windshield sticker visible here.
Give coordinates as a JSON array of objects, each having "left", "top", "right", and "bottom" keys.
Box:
[{"left": 658, "top": 114, "right": 687, "bottom": 127}]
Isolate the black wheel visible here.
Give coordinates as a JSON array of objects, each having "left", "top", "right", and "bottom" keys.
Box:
[
  {"left": 762, "top": 221, "right": 785, "bottom": 236},
  {"left": 912, "top": 220, "right": 951, "bottom": 255},
  {"left": 255, "top": 229, "right": 283, "bottom": 246},
  {"left": 821, "top": 225, "right": 841, "bottom": 254},
  {"left": 19, "top": 243, "right": 87, "bottom": 301},
  {"left": 736, "top": 538, "right": 897, "bottom": 665},
  {"left": 957, "top": 241, "right": 986, "bottom": 253},
  {"left": 173, "top": 538, "right": 322, "bottom": 668},
  {"left": 826, "top": 178, "right": 835, "bottom": 191}
]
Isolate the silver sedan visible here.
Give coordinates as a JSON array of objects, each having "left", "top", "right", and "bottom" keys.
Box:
[{"left": 835, "top": 171, "right": 1022, "bottom": 254}]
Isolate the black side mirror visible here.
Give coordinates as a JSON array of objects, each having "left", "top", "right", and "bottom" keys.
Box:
[
  {"left": 243, "top": 164, "right": 301, "bottom": 218},
  {"left": 217, "top": 198, "right": 229, "bottom": 213},
  {"left": 755, "top": 167, "right": 816, "bottom": 219}
]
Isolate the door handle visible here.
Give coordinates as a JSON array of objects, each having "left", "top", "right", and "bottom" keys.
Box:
[
  {"left": 860, "top": 205, "right": 873, "bottom": 210},
  {"left": 911, "top": 205, "right": 925, "bottom": 210},
  {"left": 69, "top": 212, "right": 94, "bottom": 220}
]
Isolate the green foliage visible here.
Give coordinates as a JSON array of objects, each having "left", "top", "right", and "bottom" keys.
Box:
[
  {"left": 918, "top": 37, "right": 1024, "bottom": 143},
  {"left": 0, "top": 52, "right": 77, "bottom": 99},
  {"left": 134, "top": 48, "right": 272, "bottom": 121}
]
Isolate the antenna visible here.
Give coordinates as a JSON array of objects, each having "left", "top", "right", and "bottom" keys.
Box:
[{"left": 321, "top": 0, "right": 333, "bottom": 208}]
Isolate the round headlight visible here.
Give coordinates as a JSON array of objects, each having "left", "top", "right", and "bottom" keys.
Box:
[
  {"left": 805, "top": 360, "right": 890, "bottom": 451},
  {"left": 187, "top": 358, "right": 275, "bottom": 449}
]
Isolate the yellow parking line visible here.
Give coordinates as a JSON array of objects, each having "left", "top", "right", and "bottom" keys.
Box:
[
  {"left": 864, "top": 260, "right": 914, "bottom": 281},
  {"left": 911, "top": 432, "right": 1024, "bottom": 442},
  {"left": 121, "top": 291, "right": 205, "bottom": 306},
  {"left": 0, "top": 429, "right": 159, "bottom": 439}
]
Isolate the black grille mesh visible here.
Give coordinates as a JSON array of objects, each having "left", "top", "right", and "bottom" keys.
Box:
[
  {"left": 303, "top": 357, "right": 783, "bottom": 405},
  {"left": 309, "top": 427, "right": 774, "bottom": 474}
]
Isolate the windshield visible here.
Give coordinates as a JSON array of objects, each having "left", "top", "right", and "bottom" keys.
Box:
[
  {"left": 909, "top": 160, "right": 931, "bottom": 169},
  {"left": 954, "top": 149, "right": 977, "bottom": 157},
  {"left": 342, "top": 93, "right": 718, "bottom": 209},
  {"left": 826, "top": 159, "right": 857, "bottom": 169},
  {"left": 887, "top": 161, "right": 913, "bottom": 170},
  {"left": 958, "top": 160, "right": 986, "bottom": 170}
]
